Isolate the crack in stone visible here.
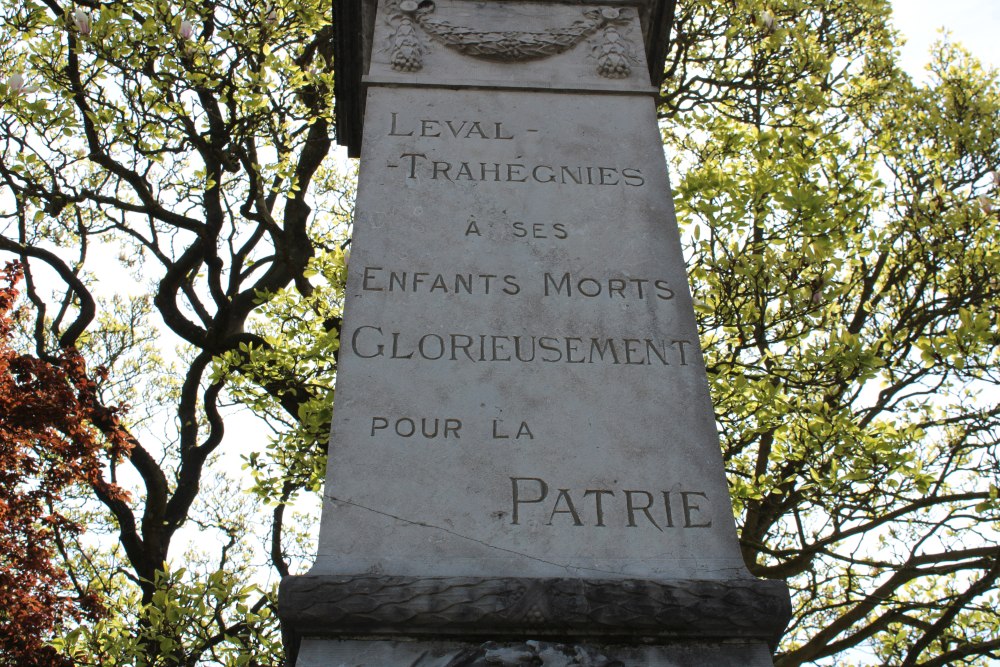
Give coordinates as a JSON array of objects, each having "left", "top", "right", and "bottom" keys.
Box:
[{"left": 327, "top": 494, "right": 627, "bottom": 576}]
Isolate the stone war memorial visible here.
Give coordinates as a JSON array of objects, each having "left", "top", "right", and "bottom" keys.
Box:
[{"left": 279, "top": 0, "right": 791, "bottom": 664}]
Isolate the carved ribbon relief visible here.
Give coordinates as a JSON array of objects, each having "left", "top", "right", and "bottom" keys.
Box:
[{"left": 385, "top": 0, "right": 638, "bottom": 79}]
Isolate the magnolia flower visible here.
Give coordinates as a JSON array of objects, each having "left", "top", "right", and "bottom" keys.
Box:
[
  {"left": 74, "top": 8, "right": 92, "bottom": 36},
  {"left": 5, "top": 73, "right": 38, "bottom": 97},
  {"left": 5, "top": 73, "right": 40, "bottom": 96},
  {"left": 993, "top": 170, "right": 1000, "bottom": 188},
  {"left": 265, "top": 6, "right": 279, "bottom": 25},
  {"left": 179, "top": 19, "right": 194, "bottom": 39},
  {"left": 8, "top": 73, "right": 25, "bottom": 94},
  {"left": 980, "top": 194, "right": 994, "bottom": 214},
  {"left": 759, "top": 9, "right": 776, "bottom": 35}
]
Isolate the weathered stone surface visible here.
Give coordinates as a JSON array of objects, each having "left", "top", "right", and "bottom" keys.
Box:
[
  {"left": 295, "top": 638, "right": 776, "bottom": 667},
  {"left": 333, "top": 0, "right": 680, "bottom": 155},
  {"left": 440, "top": 641, "right": 625, "bottom": 667},
  {"left": 310, "top": 83, "right": 751, "bottom": 584},
  {"left": 367, "top": 0, "right": 654, "bottom": 91},
  {"left": 312, "top": 81, "right": 749, "bottom": 580},
  {"left": 280, "top": 575, "right": 790, "bottom": 641}
]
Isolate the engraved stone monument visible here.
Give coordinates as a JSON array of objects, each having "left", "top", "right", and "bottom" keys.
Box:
[{"left": 279, "top": 0, "right": 791, "bottom": 664}]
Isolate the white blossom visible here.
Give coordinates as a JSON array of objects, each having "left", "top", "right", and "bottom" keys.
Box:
[
  {"left": 4, "top": 73, "right": 38, "bottom": 96},
  {"left": 8, "top": 73, "right": 24, "bottom": 92},
  {"left": 74, "top": 8, "right": 92, "bottom": 36},
  {"left": 179, "top": 19, "right": 194, "bottom": 40},
  {"left": 759, "top": 10, "right": 776, "bottom": 35}
]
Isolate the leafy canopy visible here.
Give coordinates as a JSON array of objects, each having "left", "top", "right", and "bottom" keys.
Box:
[
  {"left": 0, "top": 0, "right": 998, "bottom": 665},
  {"left": 1, "top": 0, "right": 347, "bottom": 662},
  {"left": 666, "top": 2, "right": 1000, "bottom": 665}
]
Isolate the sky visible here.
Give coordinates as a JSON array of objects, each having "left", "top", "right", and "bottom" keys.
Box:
[{"left": 891, "top": 0, "right": 1000, "bottom": 75}]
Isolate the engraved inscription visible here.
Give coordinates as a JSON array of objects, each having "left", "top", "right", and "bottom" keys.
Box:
[
  {"left": 350, "top": 326, "right": 693, "bottom": 366},
  {"left": 371, "top": 416, "right": 463, "bottom": 439},
  {"left": 464, "top": 218, "right": 570, "bottom": 241},
  {"left": 398, "top": 153, "right": 645, "bottom": 187},
  {"left": 385, "top": 113, "right": 646, "bottom": 187},
  {"left": 362, "top": 267, "right": 520, "bottom": 295},
  {"left": 509, "top": 477, "right": 714, "bottom": 529},
  {"left": 512, "top": 221, "right": 567, "bottom": 240},
  {"left": 491, "top": 419, "right": 534, "bottom": 440},
  {"left": 360, "top": 266, "right": 674, "bottom": 301},
  {"left": 368, "top": 416, "right": 543, "bottom": 442},
  {"left": 389, "top": 112, "right": 514, "bottom": 140},
  {"left": 543, "top": 272, "right": 674, "bottom": 300}
]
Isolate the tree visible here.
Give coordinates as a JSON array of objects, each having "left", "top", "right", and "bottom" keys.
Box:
[
  {"left": 663, "top": 1, "right": 1000, "bottom": 664},
  {"left": 0, "top": 260, "right": 127, "bottom": 667},
  {"left": 1, "top": 0, "right": 347, "bottom": 662},
  {"left": 0, "top": 0, "right": 997, "bottom": 665}
]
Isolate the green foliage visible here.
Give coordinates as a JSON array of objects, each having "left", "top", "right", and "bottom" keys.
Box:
[
  {"left": 1, "top": 0, "right": 343, "bottom": 662},
  {"left": 53, "top": 567, "right": 281, "bottom": 666},
  {"left": 667, "top": 4, "right": 1000, "bottom": 664},
  {"left": 1, "top": 0, "right": 998, "bottom": 663},
  {"left": 216, "top": 244, "right": 349, "bottom": 505}
]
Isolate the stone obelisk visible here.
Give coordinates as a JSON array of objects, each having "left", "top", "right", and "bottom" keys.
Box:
[{"left": 279, "top": 1, "right": 790, "bottom": 664}]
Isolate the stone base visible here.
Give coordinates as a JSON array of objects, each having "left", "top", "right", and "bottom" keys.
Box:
[
  {"left": 279, "top": 575, "right": 790, "bottom": 666},
  {"left": 295, "top": 638, "right": 776, "bottom": 666}
]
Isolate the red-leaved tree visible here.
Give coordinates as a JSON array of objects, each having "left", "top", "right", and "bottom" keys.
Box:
[{"left": 0, "top": 261, "right": 132, "bottom": 666}]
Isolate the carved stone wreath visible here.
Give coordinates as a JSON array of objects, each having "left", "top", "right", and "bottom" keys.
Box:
[{"left": 385, "top": 0, "right": 638, "bottom": 78}]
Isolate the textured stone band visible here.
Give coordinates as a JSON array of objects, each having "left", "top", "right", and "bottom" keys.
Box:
[{"left": 279, "top": 575, "right": 790, "bottom": 647}]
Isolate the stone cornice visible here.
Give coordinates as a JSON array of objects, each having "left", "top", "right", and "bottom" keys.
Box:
[
  {"left": 332, "top": 0, "right": 677, "bottom": 156},
  {"left": 280, "top": 574, "right": 791, "bottom": 662}
]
